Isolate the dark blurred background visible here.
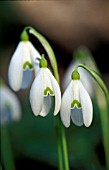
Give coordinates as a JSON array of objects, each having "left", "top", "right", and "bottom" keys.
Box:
[{"left": 0, "top": 1, "right": 109, "bottom": 170}]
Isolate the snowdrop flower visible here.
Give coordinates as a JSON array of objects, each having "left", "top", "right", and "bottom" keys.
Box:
[
  {"left": 62, "top": 61, "right": 94, "bottom": 97},
  {"left": 8, "top": 30, "right": 41, "bottom": 91},
  {"left": 60, "top": 70, "right": 93, "bottom": 127},
  {"left": 0, "top": 81, "right": 21, "bottom": 125},
  {"left": 30, "top": 56, "right": 61, "bottom": 117}
]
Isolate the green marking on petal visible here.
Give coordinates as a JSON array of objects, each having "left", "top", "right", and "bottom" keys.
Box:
[
  {"left": 71, "top": 100, "right": 81, "bottom": 108},
  {"left": 23, "top": 62, "right": 33, "bottom": 70},
  {"left": 44, "top": 87, "right": 54, "bottom": 96}
]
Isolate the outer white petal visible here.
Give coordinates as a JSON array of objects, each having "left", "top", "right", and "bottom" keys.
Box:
[
  {"left": 28, "top": 41, "right": 41, "bottom": 62},
  {"left": 22, "top": 42, "right": 32, "bottom": 65},
  {"left": 48, "top": 69, "right": 61, "bottom": 115},
  {"left": 78, "top": 67, "right": 94, "bottom": 97},
  {"left": 60, "top": 81, "right": 73, "bottom": 127},
  {"left": 30, "top": 69, "right": 44, "bottom": 116},
  {"left": 79, "top": 81, "right": 93, "bottom": 127},
  {"left": 0, "top": 85, "right": 21, "bottom": 125},
  {"left": 8, "top": 42, "right": 24, "bottom": 91},
  {"left": 39, "top": 95, "right": 51, "bottom": 117},
  {"left": 72, "top": 80, "right": 80, "bottom": 102},
  {"left": 33, "top": 61, "right": 40, "bottom": 76},
  {"left": 40, "top": 68, "right": 53, "bottom": 91},
  {"left": 21, "top": 69, "right": 33, "bottom": 89}
]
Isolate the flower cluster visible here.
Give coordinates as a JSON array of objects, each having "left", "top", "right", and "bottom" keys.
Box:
[{"left": 8, "top": 29, "right": 93, "bottom": 128}]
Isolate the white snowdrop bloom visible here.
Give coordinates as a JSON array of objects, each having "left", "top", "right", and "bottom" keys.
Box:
[
  {"left": 30, "top": 57, "right": 61, "bottom": 117},
  {"left": 60, "top": 70, "right": 93, "bottom": 128},
  {"left": 0, "top": 83, "right": 21, "bottom": 125},
  {"left": 8, "top": 39, "right": 41, "bottom": 91},
  {"left": 62, "top": 61, "right": 94, "bottom": 97}
]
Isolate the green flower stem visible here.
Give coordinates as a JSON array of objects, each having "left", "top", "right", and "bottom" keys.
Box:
[
  {"left": 61, "top": 123, "right": 69, "bottom": 170},
  {"left": 24, "top": 26, "right": 70, "bottom": 170},
  {"left": 56, "top": 117, "right": 64, "bottom": 170},
  {"left": 100, "top": 108, "right": 109, "bottom": 170},
  {"left": 0, "top": 162, "right": 2, "bottom": 170},
  {"left": 96, "top": 87, "right": 109, "bottom": 170},
  {"left": 76, "top": 64, "right": 109, "bottom": 169},
  {"left": 1, "top": 126, "right": 16, "bottom": 170},
  {"left": 56, "top": 117, "right": 70, "bottom": 170}
]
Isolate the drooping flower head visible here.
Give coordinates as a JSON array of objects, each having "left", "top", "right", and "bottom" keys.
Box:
[
  {"left": 60, "top": 69, "right": 93, "bottom": 127},
  {"left": 0, "top": 80, "right": 21, "bottom": 125},
  {"left": 62, "top": 61, "right": 94, "bottom": 97},
  {"left": 30, "top": 56, "right": 61, "bottom": 117},
  {"left": 8, "top": 30, "right": 41, "bottom": 91}
]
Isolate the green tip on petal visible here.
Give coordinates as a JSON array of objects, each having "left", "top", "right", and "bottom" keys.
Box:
[
  {"left": 44, "top": 87, "right": 54, "bottom": 96},
  {"left": 23, "top": 62, "right": 33, "bottom": 70},
  {"left": 20, "top": 30, "right": 29, "bottom": 41},
  {"left": 71, "top": 100, "right": 81, "bottom": 108},
  {"left": 71, "top": 70, "right": 80, "bottom": 80},
  {"left": 40, "top": 55, "right": 48, "bottom": 68}
]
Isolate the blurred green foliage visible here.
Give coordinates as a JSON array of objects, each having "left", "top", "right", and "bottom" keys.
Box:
[{"left": 4, "top": 94, "right": 104, "bottom": 170}]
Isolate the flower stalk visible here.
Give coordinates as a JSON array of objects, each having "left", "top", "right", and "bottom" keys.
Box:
[
  {"left": 76, "top": 64, "right": 109, "bottom": 104},
  {"left": 61, "top": 123, "right": 69, "bottom": 170},
  {"left": 96, "top": 88, "right": 109, "bottom": 170},
  {"left": 1, "top": 126, "right": 16, "bottom": 170}
]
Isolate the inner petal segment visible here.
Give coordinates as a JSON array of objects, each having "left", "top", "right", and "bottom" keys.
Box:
[
  {"left": 71, "top": 99, "right": 81, "bottom": 108},
  {"left": 23, "top": 61, "right": 33, "bottom": 70},
  {"left": 44, "top": 87, "right": 54, "bottom": 96},
  {"left": 71, "top": 107, "right": 83, "bottom": 126}
]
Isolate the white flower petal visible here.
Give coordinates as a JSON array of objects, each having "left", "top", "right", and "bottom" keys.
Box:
[
  {"left": 79, "top": 67, "right": 94, "bottom": 97},
  {"left": 8, "top": 42, "right": 24, "bottom": 91},
  {"left": 79, "top": 81, "right": 93, "bottom": 127},
  {"left": 48, "top": 69, "right": 61, "bottom": 115},
  {"left": 60, "top": 81, "right": 73, "bottom": 127},
  {"left": 72, "top": 80, "right": 80, "bottom": 103},
  {"left": 23, "top": 42, "right": 32, "bottom": 65},
  {"left": 43, "top": 68, "right": 53, "bottom": 91},
  {"left": 28, "top": 41, "right": 41, "bottom": 62},
  {"left": 71, "top": 107, "right": 83, "bottom": 126},
  {"left": 0, "top": 85, "right": 21, "bottom": 125},
  {"left": 40, "top": 95, "right": 51, "bottom": 117},
  {"left": 33, "top": 61, "right": 40, "bottom": 76},
  {"left": 30, "top": 69, "right": 44, "bottom": 116},
  {"left": 21, "top": 69, "right": 33, "bottom": 89}
]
